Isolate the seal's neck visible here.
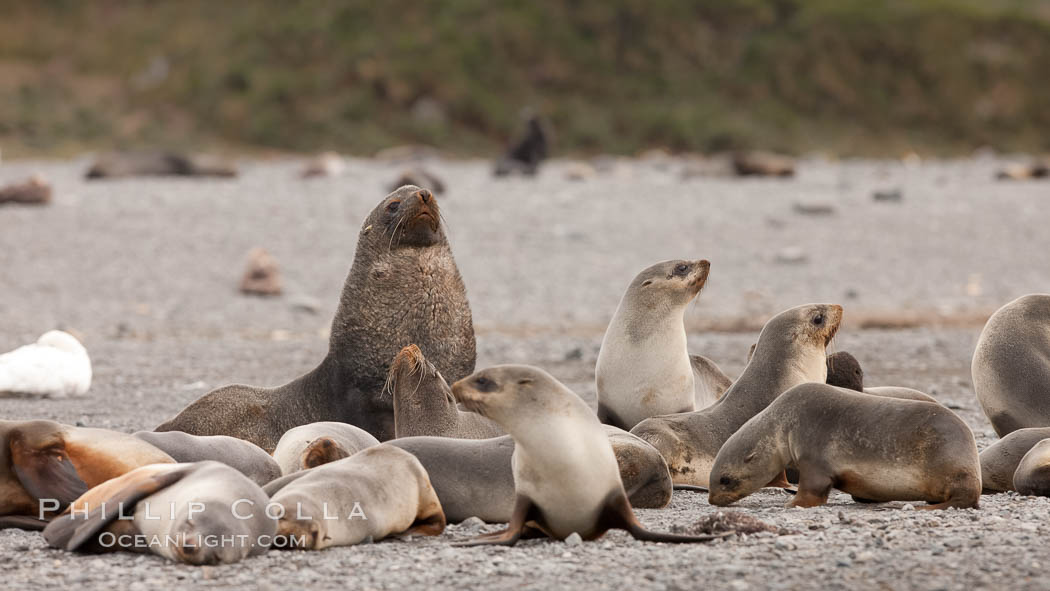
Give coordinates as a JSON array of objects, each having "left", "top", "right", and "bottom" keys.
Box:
[{"left": 715, "top": 342, "right": 825, "bottom": 423}]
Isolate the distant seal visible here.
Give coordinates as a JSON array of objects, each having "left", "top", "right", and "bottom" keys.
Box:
[
  {"left": 450, "top": 365, "right": 726, "bottom": 544},
  {"left": 132, "top": 431, "right": 281, "bottom": 486},
  {"left": 156, "top": 185, "right": 476, "bottom": 447},
  {"left": 388, "top": 426, "right": 672, "bottom": 523},
  {"left": 493, "top": 110, "right": 549, "bottom": 176},
  {"left": 1013, "top": 438, "right": 1050, "bottom": 496},
  {"left": 43, "top": 461, "right": 275, "bottom": 564},
  {"left": 978, "top": 427, "right": 1050, "bottom": 493},
  {"left": 708, "top": 383, "right": 981, "bottom": 509},
  {"left": 0, "top": 420, "right": 174, "bottom": 529},
  {"left": 85, "top": 151, "right": 237, "bottom": 179},
  {"left": 389, "top": 344, "right": 503, "bottom": 439},
  {"left": 825, "top": 351, "right": 940, "bottom": 403},
  {"left": 972, "top": 294, "right": 1050, "bottom": 436},
  {"left": 597, "top": 260, "right": 731, "bottom": 430},
  {"left": 630, "top": 303, "right": 842, "bottom": 487},
  {"left": 271, "top": 421, "right": 379, "bottom": 475},
  {"left": 265, "top": 444, "right": 445, "bottom": 549}
]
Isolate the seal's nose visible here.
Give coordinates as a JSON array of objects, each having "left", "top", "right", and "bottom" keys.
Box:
[{"left": 416, "top": 189, "right": 432, "bottom": 204}]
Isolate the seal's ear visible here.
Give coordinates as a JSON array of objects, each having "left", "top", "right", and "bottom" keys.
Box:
[
  {"left": 516, "top": 378, "right": 533, "bottom": 385},
  {"left": 641, "top": 280, "right": 653, "bottom": 287},
  {"left": 743, "top": 451, "right": 757, "bottom": 464}
]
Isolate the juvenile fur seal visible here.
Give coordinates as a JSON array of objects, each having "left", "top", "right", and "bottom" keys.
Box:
[
  {"left": 271, "top": 421, "right": 379, "bottom": 475},
  {"left": 388, "top": 426, "right": 672, "bottom": 522},
  {"left": 156, "top": 186, "right": 476, "bottom": 447},
  {"left": 825, "top": 352, "right": 939, "bottom": 403},
  {"left": 389, "top": 344, "right": 503, "bottom": 439},
  {"left": 631, "top": 303, "right": 842, "bottom": 487},
  {"left": 265, "top": 444, "right": 445, "bottom": 549},
  {"left": 493, "top": 110, "right": 548, "bottom": 176},
  {"left": 596, "top": 260, "right": 732, "bottom": 430},
  {"left": 450, "top": 365, "right": 727, "bottom": 544},
  {"left": 708, "top": 383, "right": 981, "bottom": 510},
  {"left": 132, "top": 431, "right": 281, "bottom": 486},
  {"left": 972, "top": 294, "right": 1050, "bottom": 436},
  {"left": 0, "top": 420, "right": 173, "bottom": 528},
  {"left": 978, "top": 427, "right": 1050, "bottom": 493},
  {"left": 1013, "top": 438, "right": 1050, "bottom": 496},
  {"left": 0, "top": 175, "right": 52, "bottom": 205},
  {"left": 84, "top": 151, "right": 237, "bottom": 179},
  {"left": 44, "top": 461, "right": 275, "bottom": 564}
]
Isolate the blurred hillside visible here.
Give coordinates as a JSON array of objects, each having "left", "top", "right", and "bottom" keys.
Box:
[{"left": 1, "top": 0, "right": 1049, "bottom": 158}]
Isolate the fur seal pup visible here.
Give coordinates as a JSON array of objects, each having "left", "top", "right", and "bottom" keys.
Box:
[
  {"left": 0, "top": 330, "right": 92, "bottom": 398},
  {"left": 597, "top": 260, "right": 732, "bottom": 430},
  {"left": 493, "top": 110, "right": 549, "bottom": 176},
  {"left": 972, "top": 294, "right": 1050, "bottom": 437},
  {"left": 708, "top": 383, "right": 980, "bottom": 509},
  {"left": 1013, "top": 438, "right": 1050, "bottom": 496},
  {"left": 84, "top": 151, "right": 237, "bottom": 179},
  {"left": 132, "top": 431, "right": 281, "bottom": 486},
  {"left": 0, "top": 420, "right": 174, "bottom": 528},
  {"left": 389, "top": 344, "right": 503, "bottom": 439},
  {"left": 450, "top": 365, "right": 726, "bottom": 545},
  {"left": 978, "top": 427, "right": 1050, "bottom": 493},
  {"left": 825, "top": 352, "right": 939, "bottom": 403},
  {"left": 156, "top": 185, "right": 476, "bottom": 447},
  {"left": 0, "top": 175, "right": 52, "bottom": 205},
  {"left": 388, "top": 426, "right": 673, "bottom": 523},
  {"left": 44, "top": 461, "right": 275, "bottom": 564},
  {"left": 271, "top": 421, "right": 379, "bottom": 475},
  {"left": 265, "top": 444, "right": 445, "bottom": 549},
  {"left": 631, "top": 303, "right": 842, "bottom": 487}
]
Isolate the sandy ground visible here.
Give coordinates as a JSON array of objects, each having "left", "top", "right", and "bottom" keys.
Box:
[{"left": 0, "top": 155, "right": 1049, "bottom": 590}]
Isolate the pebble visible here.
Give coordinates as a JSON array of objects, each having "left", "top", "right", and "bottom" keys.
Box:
[{"left": 565, "top": 533, "right": 582, "bottom": 546}]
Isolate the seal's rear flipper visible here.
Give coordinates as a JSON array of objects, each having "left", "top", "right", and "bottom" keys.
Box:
[
  {"left": 10, "top": 438, "right": 88, "bottom": 506},
  {"left": 599, "top": 490, "right": 732, "bottom": 544},
  {"left": 44, "top": 464, "right": 195, "bottom": 552},
  {"left": 0, "top": 515, "right": 49, "bottom": 531}
]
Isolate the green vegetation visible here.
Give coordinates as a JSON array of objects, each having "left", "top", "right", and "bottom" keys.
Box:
[{"left": 1, "top": 0, "right": 1048, "bottom": 157}]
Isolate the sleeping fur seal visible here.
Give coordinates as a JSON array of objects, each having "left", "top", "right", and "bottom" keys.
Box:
[
  {"left": 450, "top": 365, "right": 727, "bottom": 545},
  {"left": 44, "top": 461, "right": 275, "bottom": 564},
  {"left": 0, "top": 420, "right": 174, "bottom": 529},
  {"left": 271, "top": 422, "right": 379, "bottom": 475},
  {"left": 1013, "top": 438, "right": 1050, "bottom": 496},
  {"left": 972, "top": 294, "right": 1050, "bottom": 437},
  {"left": 265, "top": 444, "right": 445, "bottom": 549},
  {"left": 708, "top": 383, "right": 980, "bottom": 510},
  {"left": 389, "top": 344, "right": 503, "bottom": 439},
  {"left": 132, "top": 431, "right": 280, "bottom": 486},
  {"left": 156, "top": 185, "right": 476, "bottom": 448},
  {"left": 387, "top": 425, "right": 673, "bottom": 523},
  {"left": 596, "top": 259, "right": 731, "bottom": 430},
  {"left": 631, "top": 303, "right": 842, "bottom": 487},
  {"left": 979, "top": 427, "right": 1050, "bottom": 493}
]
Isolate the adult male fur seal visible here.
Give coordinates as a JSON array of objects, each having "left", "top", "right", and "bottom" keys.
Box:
[
  {"left": 631, "top": 303, "right": 842, "bottom": 487},
  {"left": 389, "top": 344, "right": 503, "bottom": 439},
  {"left": 450, "top": 365, "right": 727, "bottom": 545},
  {"left": 596, "top": 260, "right": 732, "bottom": 430},
  {"left": 43, "top": 461, "right": 275, "bottom": 565},
  {"left": 1013, "top": 438, "right": 1050, "bottom": 497},
  {"left": 132, "top": 431, "right": 281, "bottom": 486},
  {"left": 271, "top": 422, "right": 379, "bottom": 475},
  {"left": 156, "top": 186, "right": 476, "bottom": 448},
  {"left": 0, "top": 420, "right": 174, "bottom": 529},
  {"left": 978, "top": 427, "right": 1050, "bottom": 493},
  {"left": 972, "top": 294, "right": 1050, "bottom": 436},
  {"left": 265, "top": 445, "right": 445, "bottom": 549},
  {"left": 707, "top": 383, "right": 981, "bottom": 509},
  {"left": 388, "top": 425, "right": 673, "bottom": 522}
]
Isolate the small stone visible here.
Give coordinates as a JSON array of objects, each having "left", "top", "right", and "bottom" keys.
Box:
[
  {"left": 459, "top": 516, "right": 485, "bottom": 532},
  {"left": 565, "top": 532, "right": 582, "bottom": 546},
  {"left": 730, "top": 580, "right": 749, "bottom": 591},
  {"left": 792, "top": 201, "right": 836, "bottom": 215},
  {"left": 872, "top": 189, "right": 903, "bottom": 202},
  {"left": 775, "top": 247, "right": 808, "bottom": 265},
  {"left": 564, "top": 347, "right": 583, "bottom": 361},
  {"left": 836, "top": 559, "right": 852, "bottom": 568},
  {"left": 855, "top": 551, "right": 875, "bottom": 563},
  {"left": 902, "top": 503, "right": 915, "bottom": 511},
  {"left": 564, "top": 162, "right": 597, "bottom": 181}
]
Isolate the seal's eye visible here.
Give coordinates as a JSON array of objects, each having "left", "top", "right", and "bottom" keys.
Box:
[
  {"left": 474, "top": 376, "right": 497, "bottom": 392},
  {"left": 812, "top": 313, "right": 825, "bottom": 326},
  {"left": 386, "top": 201, "right": 401, "bottom": 213},
  {"left": 673, "top": 263, "right": 690, "bottom": 276},
  {"left": 719, "top": 475, "right": 736, "bottom": 487}
]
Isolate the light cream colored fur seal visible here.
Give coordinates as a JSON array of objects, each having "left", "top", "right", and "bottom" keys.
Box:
[
  {"left": 388, "top": 344, "right": 503, "bottom": 439},
  {"left": 265, "top": 445, "right": 445, "bottom": 549},
  {"left": 708, "top": 384, "right": 981, "bottom": 510},
  {"left": 979, "top": 427, "right": 1050, "bottom": 493},
  {"left": 973, "top": 294, "right": 1050, "bottom": 437},
  {"left": 1013, "top": 438, "right": 1050, "bottom": 496},
  {"left": 388, "top": 425, "right": 673, "bottom": 523},
  {"left": 596, "top": 260, "right": 732, "bottom": 430},
  {"left": 451, "top": 365, "right": 727, "bottom": 545},
  {"left": 44, "top": 461, "right": 275, "bottom": 565},
  {"left": 631, "top": 303, "right": 842, "bottom": 487},
  {"left": 133, "top": 431, "right": 280, "bottom": 486},
  {"left": 271, "top": 422, "right": 379, "bottom": 475}
]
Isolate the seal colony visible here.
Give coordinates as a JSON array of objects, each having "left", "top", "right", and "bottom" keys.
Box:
[{"left": 155, "top": 185, "right": 476, "bottom": 448}]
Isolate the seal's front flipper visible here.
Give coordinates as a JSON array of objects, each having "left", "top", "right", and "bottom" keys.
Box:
[
  {"left": 10, "top": 437, "right": 88, "bottom": 507},
  {"left": 0, "top": 515, "right": 49, "bottom": 531}
]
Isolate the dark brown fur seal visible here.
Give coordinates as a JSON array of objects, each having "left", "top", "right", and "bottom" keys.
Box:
[
  {"left": 389, "top": 344, "right": 503, "bottom": 439},
  {"left": 631, "top": 304, "right": 842, "bottom": 487},
  {"left": 155, "top": 185, "right": 476, "bottom": 448},
  {"left": 493, "top": 111, "right": 549, "bottom": 176},
  {"left": 825, "top": 351, "right": 939, "bottom": 403},
  {"left": 708, "top": 383, "right": 981, "bottom": 510}
]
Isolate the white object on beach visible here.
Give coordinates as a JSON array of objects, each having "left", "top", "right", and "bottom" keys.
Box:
[{"left": 0, "top": 330, "right": 92, "bottom": 397}]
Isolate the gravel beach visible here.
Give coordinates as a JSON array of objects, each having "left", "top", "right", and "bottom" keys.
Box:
[{"left": 1, "top": 155, "right": 1048, "bottom": 590}]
